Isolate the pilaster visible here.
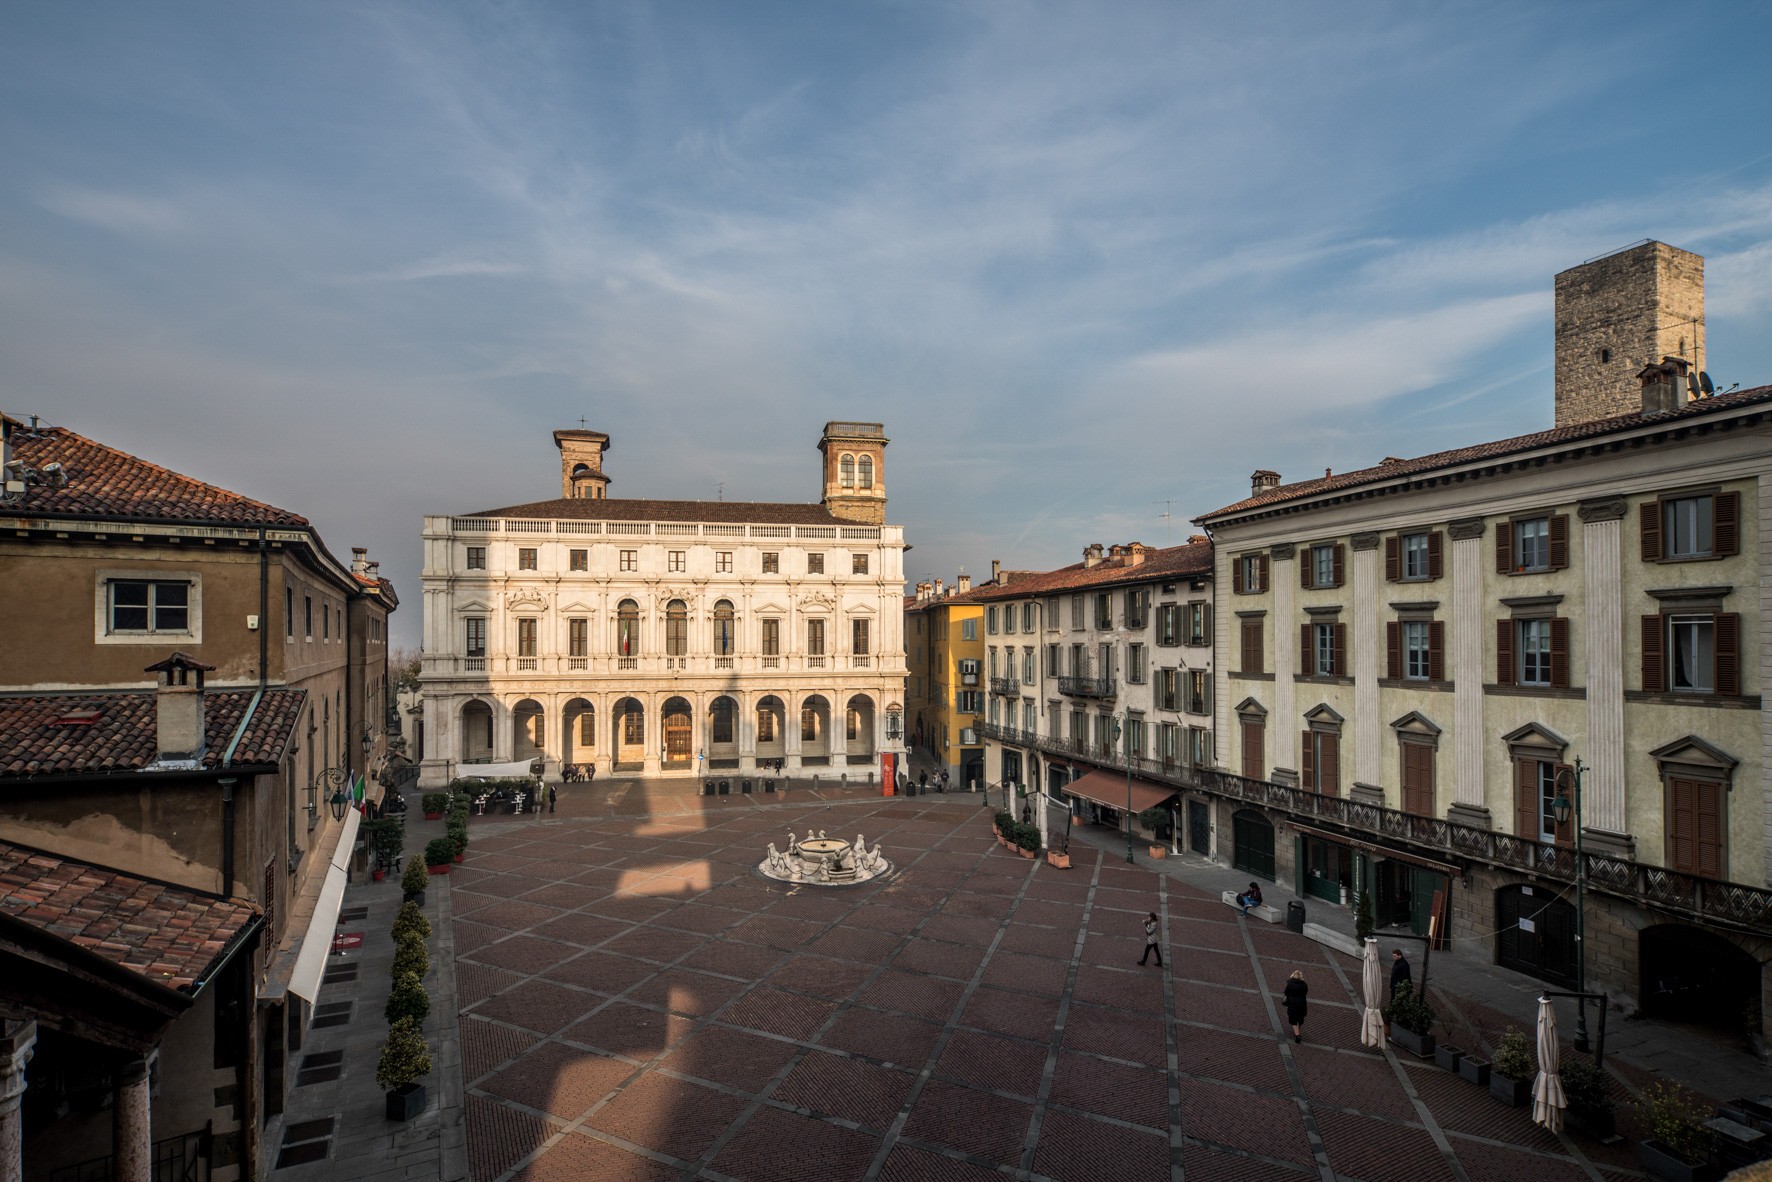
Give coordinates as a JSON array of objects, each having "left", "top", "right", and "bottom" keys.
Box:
[
  {"left": 113, "top": 1053, "right": 154, "bottom": 1182},
  {"left": 1351, "top": 533, "right": 1381, "bottom": 790},
  {"left": 1578, "top": 497, "right": 1627, "bottom": 833},
  {"left": 1761, "top": 473, "right": 1772, "bottom": 883},
  {"left": 1449, "top": 517, "right": 1488, "bottom": 820},
  {"left": 1272, "top": 545, "right": 1296, "bottom": 770},
  {"left": 0, "top": 1021, "right": 35, "bottom": 1182}
]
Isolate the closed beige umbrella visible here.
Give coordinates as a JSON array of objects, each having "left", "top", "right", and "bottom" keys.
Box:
[
  {"left": 1361, "top": 938, "right": 1385, "bottom": 1048},
  {"left": 1532, "top": 996, "right": 1567, "bottom": 1133}
]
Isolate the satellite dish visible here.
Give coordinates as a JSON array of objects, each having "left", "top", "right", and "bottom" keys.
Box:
[{"left": 1699, "top": 371, "right": 1715, "bottom": 396}]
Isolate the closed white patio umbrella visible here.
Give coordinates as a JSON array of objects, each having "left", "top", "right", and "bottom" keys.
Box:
[
  {"left": 1532, "top": 996, "right": 1567, "bottom": 1133},
  {"left": 1361, "top": 937, "right": 1385, "bottom": 1048}
]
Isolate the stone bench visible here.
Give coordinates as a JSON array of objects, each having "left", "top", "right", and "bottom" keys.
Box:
[
  {"left": 1302, "top": 922, "right": 1363, "bottom": 958},
  {"left": 1221, "top": 891, "right": 1282, "bottom": 923}
]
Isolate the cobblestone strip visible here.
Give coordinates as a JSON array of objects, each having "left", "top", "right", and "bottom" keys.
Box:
[
  {"left": 1157, "top": 875, "right": 1186, "bottom": 1182},
  {"left": 1233, "top": 918, "right": 1336, "bottom": 1182},
  {"left": 1015, "top": 847, "right": 1104, "bottom": 1177},
  {"left": 1318, "top": 951, "right": 1477, "bottom": 1182},
  {"left": 434, "top": 860, "right": 470, "bottom": 1182}
]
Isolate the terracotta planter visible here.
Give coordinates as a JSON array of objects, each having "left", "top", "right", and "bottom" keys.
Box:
[
  {"left": 423, "top": 812, "right": 442, "bottom": 821},
  {"left": 1046, "top": 851, "right": 1071, "bottom": 869},
  {"left": 1148, "top": 846, "right": 1167, "bottom": 859},
  {"left": 371, "top": 870, "right": 386, "bottom": 882},
  {"left": 1016, "top": 846, "right": 1035, "bottom": 859},
  {"left": 426, "top": 863, "right": 450, "bottom": 875}
]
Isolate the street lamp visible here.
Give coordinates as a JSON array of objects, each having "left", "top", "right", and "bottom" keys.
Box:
[
  {"left": 328, "top": 785, "right": 350, "bottom": 822},
  {"left": 1550, "top": 758, "right": 1590, "bottom": 1052}
]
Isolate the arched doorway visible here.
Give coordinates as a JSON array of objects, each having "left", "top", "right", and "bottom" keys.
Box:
[
  {"left": 460, "top": 700, "right": 493, "bottom": 763},
  {"left": 662, "top": 696, "right": 693, "bottom": 768},
  {"left": 564, "top": 698, "right": 595, "bottom": 765},
  {"left": 707, "top": 696, "right": 738, "bottom": 758},
  {"left": 846, "top": 695, "right": 875, "bottom": 761},
  {"left": 756, "top": 696, "right": 786, "bottom": 763},
  {"left": 1231, "top": 809, "right": 1274, "bottom": 881},
  {"left": 1495, "top": 884, "right": 1577, "bottom": 988},
  {"left": 1641, "top": 925, "right": 1761, "bottom": 1031},
  {"left": 511, "top": 699, "right": 544, "bottom": 764},
  {"left": 613, "top": 697, "right": 645, "bottom": 769},
  {"left": 800, "top": 695, "right": 831, "bottom": 763}
]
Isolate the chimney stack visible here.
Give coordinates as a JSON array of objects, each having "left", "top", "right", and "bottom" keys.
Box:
[
  {"left": 990, "top": 559, "right": 1001, "bottom": 584},
  {"left": 351, "top": 547, "right": 369, "bottom": 575},
  {"left": 935, "top": 579, "right": 945, "bottom": 598},
  {"left": 956, "top": 574, "right": 971, "bottom": 593},
  {"left": 1083, "top": 543, "right": 1104, "bottom": 568},
  {"left": 1251, "top": 470, "right": 1281, "bottom": 495},
  {"left": 1638, "top": 355, "right": 1689, "bottom": 416},
  {"left": 145, "top": 653, "right": 216, "bottom": 767},
  {"left": 1126, "top": 542, "right": 1146, "bottom": 566}
]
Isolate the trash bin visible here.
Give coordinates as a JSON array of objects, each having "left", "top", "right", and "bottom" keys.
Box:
[
  {"left": 1286, "top": 900, "right": 1306, "bottom": 933},
  {"left": 742, "top": 778, "right": 753, "bottom": 794},
  {"left": 763, "top": 780, "right": 775, "bottom": 793},
  {"left": 702, "top": 780, "right": 715, "bottom": 796},
  {"left": 718, "top": 781, "right": 730, "bottom": 795}
]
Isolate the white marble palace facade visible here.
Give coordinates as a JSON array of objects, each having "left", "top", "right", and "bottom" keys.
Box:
[{"left": 418, "top": 422, "right": 908, "bottom": 786}]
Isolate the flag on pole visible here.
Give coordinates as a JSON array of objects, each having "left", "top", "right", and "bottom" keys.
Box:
[{"left": 354, "top": 772, "right": 367, "bottom": 803}]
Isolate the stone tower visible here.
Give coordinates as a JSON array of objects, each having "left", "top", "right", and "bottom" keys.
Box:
[
  {"left": 1553, "top": 241, "right": 1704, "bottom": 427},
  {"left": 554, "top": 429, "right": 611, "bottom": 499},
  {"left": 818, "top": 422, "right": 888, "bottom": 526}
]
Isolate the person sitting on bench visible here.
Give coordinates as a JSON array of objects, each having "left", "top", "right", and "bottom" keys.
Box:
[{"left": 1236, "top": 882, "right": 1263, "bottom": 916}]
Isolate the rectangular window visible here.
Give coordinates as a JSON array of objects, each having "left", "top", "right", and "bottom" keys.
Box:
[
  {"left": 1314, "top": 623, "right": 1335, "bottom": 676},
  {"left": 1097, "top": 642, "right": 1115, "bottom": 684},
  {"left": 1186, "top": 669, "right": 1209, "bottom": 715},
  {"left": 668, "top": 550, "right": 686, "bottom": 572},
  {"left": 852, "top": 553, "right": 869, "bottom": 575},
  {"left": 1045, "top": 643, "right": 1059, "bottom": 676},
  {"left": 1515, "top": 517, "right": 1551, "bottom": 572},
  {"left": 852, "top": 618, "right": 870, "bottom": 655},
  {"left": 1157, "top": 668, "right": 1179, "bottom": 711},
  {"left": 1189, "top": 726, "right": 1212, "bottom": 767},
  {"left": 620, "top": 549, "right": 638, "bottom": 572},
  {"left": 1157, "top": 603, "right": 1180, "bottom": 645},
  {"left": 1404, "top": 620, "right": 1431, "bottom": 680},
  {"left": 1095, "top": 593, "right": 1112, "bottom": 630},
  {"left": 1125, "top": 716, "right": 1145, "bottom": 758},
  {"left": 807, "top": 618, "right": 825, "bottom": 656},
  {"left": 1126, "top": 643, "right": 1146, "bottom": 684},
  {"left": 807, "top": 553, "right": 825, "bottom": 574},
  {"left": 285, "top": 585, "right": 294, "bottom": 638},
  {"left": 107, "top": 579, "right": 190, "bottom": 634},
  {"left": 956, "top": 690, "right": 982, "bottom": 713},
  {"left": 466, "top": 546, "right": 486, "bottom": 570},
  {"left": 987, "top": 606, "right": 998, "bottom": 634},
  {"left": 516, "top": 617, "right": 537, "bottom": 657},
  {"left": 1402, "top": 533, "right": 1429, "bottom": 580},
  {"left": 958, "top": 657, "right": 979, "bottom": 684},
  {"left": 1665, "top": 497, "right": 1714, "bottom": 559},
  {"left": 1240, "top": 617, "right": 1263, "bottom": 674},
  {"left": 1071, "top": 596, "right": 1083, "bottom": 630},
  {"left": 1236, "top": 553, "right": 1268, "bottom": 594},
  {"left": 1668, "top": 615, "right": 1714, "bottom": 694},
  {"left": 1186, "top": 602, "right": 1208, "bottom": 645},
  {"left": 716, "top": 551, "right": 733, "bottom": 573},
  {"left": 1021, "top": 647, "right": 1035, "bottom": 684},
  {"left": 1519, "top": 618, "right": 1552, "bottom": 686},
  {"left": 568, "top": 617, "right": 588, "bottom": 657},
  {"left": 304, "top": 595, "right": 312, "bottom": 637},
  {"left": 322, "top": 603, "right": 329, "bottom": 639},
  {"left": 1070, "top": 643, "right": 1084, "bottom": 676},
  {"left": 518, "top": 547, "right": 538, "bottom": 570},
  {"left": 465, "top": 616, "right": 486, "bottom": 657},
  {"left": 762, "top": 551, "right": 779, "bottom": 574},
  {"left": 1023, "top": 700, "right": 1037, "bottom": 731},
  {"left": 1312, "top": 545, "right": 1334, "bottom": 588},
  {"left": 962, "top": 618, "right": 978, "bottom": 641},
  {"left": 1160, "top": 722, "right": 1181, "bottom": 764},
  {"left": 762, "top": 618, "right": 781, "bottom": 656},
  {"left": 1124, "top": 590, "right": 1148, "bottom": 629},
  {"left": 569, "top": 549, "right": 588, "bottom": 571}
]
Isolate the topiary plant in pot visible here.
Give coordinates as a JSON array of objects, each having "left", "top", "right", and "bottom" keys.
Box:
[
  {"left": 392, "top": 934, "right": 429, "bottom": 980},
  {"left": 1558, "top": 1057, "right": 1616, "bottom": 1140},
  {"left": 1488, "top": 1028, "right": 1534, "bottom": 1107},
  {"left": 392, "top": 899, "right": 431, "bottom": 941},
  {"left": 1636, "top": 1080, "right": 1719, "bottom": 1181},
  {"left": 376, "top": 1016, "right": 432, "bottom": 1121},
  {"left": 385, "top": 970, "right": 430, "bottom": 1025},
  {"left": 1383, "top": 980, "right": 1436, "bottom": 1058},
  {"left": 420, "top": 792, "right": 449, "bottom": 819},
  {"left": 424, "top": 837, "right": 455, "bottom": 873},
  {"left": 446, "top": 820, "right": 468, "bottom": 862},
  {"left": 400, "top": 858, "right": 429, "bottom": 904}
]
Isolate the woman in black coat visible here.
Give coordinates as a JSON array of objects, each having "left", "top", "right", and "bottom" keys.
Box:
[{"left": 1283, "top": 970, "right": 1308, "bottom": 1043}]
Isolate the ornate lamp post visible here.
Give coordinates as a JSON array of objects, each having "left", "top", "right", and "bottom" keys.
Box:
[
  {"left": 1550, "top": 758, "right": 1590, "bottom": 1053},
  {"left": 1112, "top": 712, "right": 1133, "bottom": 864}
]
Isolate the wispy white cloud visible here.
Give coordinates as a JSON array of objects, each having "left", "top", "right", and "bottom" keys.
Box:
[{"left": 35, "top": 185, "right": 187, "bottom": 235}]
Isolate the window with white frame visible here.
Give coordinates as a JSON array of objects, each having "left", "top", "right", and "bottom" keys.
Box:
[
  {"left": 1126, "top": 643, "right": 1146, "bottom": 683},
  {"left": 1021, "top": 647, "right": 1035, "bottom": 684},
  {"left": 1514, "top": 517, "right": 1551, "bottom": 572},
  {"left": 1402, "top": 533, "right": 1429, "bottom": 580},
  {"left": 619, "top": 549, "right": 637, "bottom": 572},
  {"left": 762, "top": 551, "right": 779, "bottom": 574},
  {"left": 518, "top": 548, "right": 538, "bottom": 570},
  {"left": 1518, "top": 618, "right": 1552, "bottom": 686},
  {"left": 106, "top": 579, "right": 191, "bottom": 635},
  {"left": 716, "top": 551, "right": 733, "bottom": 573},
  {"left": 1404, "top": 620, "right": 1431, "bottom": 680},
  {"left": 987, "top": 606, "right": 998, "bottom": 634},
  {"left": 464, "top": 616, "right": 487, "bottom": 657},
  {"left": 1668, "top": 615, "right": 1714, "bottom": 694},
  {"left": 956, "top": 690, "right": 982, "bottom": 713},
  {"left": 668, "top": 550, "right": 686, "bottom": 573},
  {"left": 962, "top": 618, "right": 978, "bottom": 641},
  {"left": 1022, "top": 602, "right": 1035, "bottom": 632}
]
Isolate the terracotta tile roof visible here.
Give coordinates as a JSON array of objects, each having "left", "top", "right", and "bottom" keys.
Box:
[
  {"left": 1197, "top": 383, "right": 1772, "bottom": 522},
  {"left": 1, "top": 418, "right": 307, "bottom": 527},
  {"left": 468, "top": 496, "right": 849, "bottom": 526},
  {"left": 0, "top": 839, "right": 257, "bottom": 992},
  {"left": 963, "top": 539, "right": 1214, "bottom": 601},
  {"left": 0, "top": 688, "right": 305, "bottom": 779}
]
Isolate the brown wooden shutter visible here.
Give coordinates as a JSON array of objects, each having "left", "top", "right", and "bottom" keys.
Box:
[
  {"left": 1386, "top": 621, "right": 1401, "bottom": 680},
  {"left": 1549, "top": 617, "right": 1570, "bottom": 688},
  {"left": 1320, "top": 732, "right": 1340, "bottom": 796},
  {"left": 1403, "top": 745, "right": 1433, "bottom": 816},
  {"left": 1714, "top": 491, "right": 1740, "bottom": 557},
  {"left": 1715, "top": 612, "right": 1740, "bottom": 696},
  {"left": 1331, "top": 544, "right": 1345, "bottom": 588},
  {"left": 1428, "top": 531, "right": 1443, "bottom": 580},
  {"left": 1257, "top": 554, "right": 1269, "bottom": 592},
  {"left": 1300, "top": 624, "right": 1313, "bottom": 677},
  {"left": 1551, "top": 762, "right": 1575, "bottom": 847},
  {"left": 1331, "top": 623, "right": 1347, "bottom": 676},
  {"left": 1233, "top": 559, "right": 1245, "bottom": 595},
  {"left": 1694, "top": 779, "right": 1723, "bottom": 879},
  {"left": 1202, "top": 603, "right": 1212, "bottom": 639},
  {"left": 1241, "top": 720, "right": 1264, "bottom": 780},
  {"left": 1428, "top": 620, "right": 1445, "bottom": 683},
  {"left": 1549, "top": 513, "right": 1569, "bottom": 570},
  {"left": 1495, "top": 521, "right": 1513, "bottom": 574},
  {"left": 1385, "top": 536, "right": 1400, "bottom": 582},
  {"left": 1301, "top": 550, "right": 1313, "bottom": 590},
  {"left": 1513, "top": 759, "right": 1538, "bottom": 838},
  {"left": 1640, "top": 614, "right": 1664, "bottom": 693},
  {"left": 1301, "top": 730, "right": 1314, "bottom": 791},
  {"left": 1667, "top": 777, "right": 1694, "bottom": 872},
  {"left": 1496, "top": 618, "right": 1515, "bottom": 686},
  {"left": 1640, "top": 500, "right": 1662, "bottom": 563}
]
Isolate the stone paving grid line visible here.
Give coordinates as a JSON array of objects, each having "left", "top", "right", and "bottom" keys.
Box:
[
  {"left": 1157, "top": 876, "right": 1185, "bottom": 1182},
  {"left": 1016, "top": 845, "right": 1102, "bottom": 1177},
  {"left": 1234, "top": 906, "right": 1336, "bottom": 1182}
]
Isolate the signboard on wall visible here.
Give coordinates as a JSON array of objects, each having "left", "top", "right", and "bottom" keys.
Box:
[{"left": 880, "top": 752, "right": 896, "bottom": 796}]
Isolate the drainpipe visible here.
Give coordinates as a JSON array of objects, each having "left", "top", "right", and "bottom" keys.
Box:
[
  {"left": 257, "top": 528, "right": 270, "bottom": 690},
  {"left": 218, "top": 777, "right": 237, "bottom": 896}
]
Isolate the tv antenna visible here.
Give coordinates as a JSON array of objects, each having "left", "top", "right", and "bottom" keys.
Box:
[
  {"left": 716, "top": 481, "right": 725, "bottom": 502},
  {"left": 1155, "top": 500, "right": 1175, "bottom": 542}
]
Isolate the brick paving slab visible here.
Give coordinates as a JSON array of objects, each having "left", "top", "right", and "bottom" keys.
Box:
[
  {"left": 719, "top": 984, "right": 840, "bottom": 1039},
  {"left": 1061, "top": 1000, "right": 1167, "bottom": 1065},
  {"left": 540, "top": 948, "right": 655, "bottom": 993},
  {"left": 1032, "top": 1107, "right": 1171, "bottom": 1180},
  {"left": 765, "top": 953, "right": 875, "bottom": 1002},
  {"left": 561, "top": 1001, "right": 694, "bottom": 1058},
  {"left": 901, "top": 1079, "right": 1034, "bottom": 1167},
  {"left": 770, "top": 1048, "right": 916, "bottom": 1129},
  {"left": 1176, "top": 1077, "right": 1316, "bottom": 1165},
  {"left": 874, "top": 1144, "right": 1007, "bottom": 1182},
  {"left": 457, "top": 960, "right": 528, "bottom": 1007},
  {"left": 932, "top": 1029, "right": 1050, "bottom": 1099},
  {"left": 1295, "top": 1044, "right": 1419, "bottom": 1121},
  {"left": 478, "top": 1039, "right": 635, "bottom": 1119},
  {"left": 1180, "top": 1144, "right": 1315, "bottom": 1181},
  {"left": 461, "top": 1016, "right": 542, "bottom": 1086},
  {"left": 623, "top": 967, "right": 751, "bottom": 1016},
  {"left": 465, "top": 934, "right": 581, "bottom": 976},
  {"left": 509, "top": 1129, "right": 679, "bottom": 1182},
  {"left": 584, "top": 1073, "right": 748, "bottom": 1157},
  {"left": 661, "top": 1023, "right": 801, "bottom": 1091},
  {"left": 528, "top": 910, "right": 632, "bottom": 945},
  {"left": 1314, "top": 1107, "right": 1460, "bottom": 1182},
  {"left": 818, "top": 1007, "right": 943, "bottom": 1068},
  {"left": 706, "top": 1105, "right": 882, "bottom": 1182},
  {"left": 857, "top": 968, "right": 965, "bottom": 1022},
  {"left": 1049, "top": 1051, "right": 1169, "bottom": 1129},
  {"left": 466, "top": 977, "right": 598, "bottom": 1036},
  {"left": 465, "top": 1093, "right": 557, "bottom": 1182}
]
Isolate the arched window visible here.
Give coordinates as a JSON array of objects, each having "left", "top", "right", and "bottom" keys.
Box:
[
  {"left": 617, "top": 599, "right": 640, "bottom": 656},
  {"left": 839, "top": 454, "right": 855, "bottom": 488},
  {"left": 858, "top": 455, "right": 874, "bottom": 489},
  {"left": 713, "top": 599, "right": 735, "bottom": 656},
  {"left": 665, "top": 599, "right": 688, "bottom": 656},
  {"left": 709, "top": 697, "right": 736, "bottom": 745}
]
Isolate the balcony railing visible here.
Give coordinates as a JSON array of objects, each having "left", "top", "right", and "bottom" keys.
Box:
[
  {"left": 989, "top": 677, "right": 1019, "bottom": 695},
  {"left": 852, "top": 654, "right": 871, "bottom": 668},
  {"left": 978, "top": 720, "right": 1039, "bottom": 748},
  {"left": 1058, "top": 675, "right": 1114, "bottom": 698}
]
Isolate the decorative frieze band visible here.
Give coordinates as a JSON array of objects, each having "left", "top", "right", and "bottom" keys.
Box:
[
  {"left": 1268, "top": 542, "right": 1297, "bottom": 560},
  {"left": 1350, "top": 532, "right": 1382, "bottom": 552},
  {"left": 1447, "top": 516, "right": 1486, "bottom": 541},
  {"left": 1577, "top": 496, "right": 1629, "bottom": 523}
]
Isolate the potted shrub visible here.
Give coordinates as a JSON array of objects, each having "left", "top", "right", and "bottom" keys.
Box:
[
  {"left": 392, "top": 900, "right": 432, "bottom": 942},
  {"left": 1012, "top": 823, "right": 1040, "bottom": 858},
  {"left": 424, "top": 837, "right": 455, "bottom": 875},
  {"left": 1458, "top": 1053, "right": 1491, "bottom": 1086},
  {"left": 1636, "top": 1080, "right": 1719, "bottom": 1181},
  {"left": 376, "top": 1016, "right": 431, "bottom": 1121},
  {"left": 995, "top": 812, "right": 1015, "bottom": 847},
  {"left": 1559, "top": 1057, "right": 1616, "bottom": 1140},
  {"left": 1489, "top": 1028, "right": 1534, "bottom": 1107},
  {"left": 1433, "top": 1043, "right": 1465, "bottom": 1072},
  {"left": 385, "top": 970, "right": 429, "bottom": 1025},
  {"left": 1354, "top": 888, "right": 1375, "bottom": 944},
  {"left": 446, "top": 821, "right": 468, "bottom": 863},
  {"left": 1383, "top": 981, "right": 1436, "bottom": 1058},
  {"left": 400, "top": 858, "right": 429, "bottom": 906},
  {"left": 1136, "top": 806, "right": 1171, "bottom": 858},
  {"left": 392, "top": 933, "right": 429, "bottom": 980},
  {"left": 420, "top": 792, "right": 449, "bottom": 820},
  {"left": 1046, "top": 847, "right": 1071, "bottom": 869}
]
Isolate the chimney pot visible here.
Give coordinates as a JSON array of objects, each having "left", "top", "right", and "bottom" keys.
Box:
[
  {"left": 990, "top": 559, "right": 1001, "bottom": 583},
  {"left": 145, "top": 652, "right": 214, "bottom": 765},
  {"left": 1251, "top": 469, "right": 1281, "bottom": 495},
  {"left": 957, "top": 574, "right": 971, "bottom": 593},
  {"left": 1638, "top": 355, "right": 1689, "bottom": 415},
  {"left": 1083, "top": 544, "right": 1104, "bottom": 568}
]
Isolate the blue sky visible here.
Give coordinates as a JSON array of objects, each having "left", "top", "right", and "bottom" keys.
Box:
[{"left": 4, "top": 2, "right": 1771, "bottom": 649}]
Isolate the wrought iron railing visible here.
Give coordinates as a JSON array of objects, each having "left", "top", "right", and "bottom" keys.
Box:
[
  {"left": 989, "top": 677, "right": 1019, "bottom": 695},
  {"left": 1057, "top": 675, "right": 1114, "bottom": 698},
  {"left": 51, "top": 1126, "right": 207, "bottom": 1182}
]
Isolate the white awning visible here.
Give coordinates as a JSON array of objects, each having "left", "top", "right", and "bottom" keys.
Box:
[
  {"left": 287, "top": 807, "right": 360, "bottom": 1006},
  {"left": 457, "top": 760, "right": 538, "bottom": 780}
]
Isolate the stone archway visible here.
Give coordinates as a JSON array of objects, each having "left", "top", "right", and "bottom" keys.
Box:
[
  {"left": 755, "top": 695, "right": 786, "bottom": 762},
  {"left": 564, "top": 698, "right": 595, "bottom": 764},
  {"left": 511, "top": 699, "right": 544, "bottom": 763},
  {"left": 800, "top": 695, "right": 831, "bottom": 762},
  {"left": 845, "top": 694, "right": 876, "bottom": 760},
  {"left": 613, "top": 697, "right": 646, "bottom": 769},
  {"left": 662, "top": 696, "right": 693, "bottom": 768},
  {"left": 1640, "top": 924, "right": 1762, "bottom": 1031},
  {"left": 460, "top": 700, "right": 494, "bottom": 763}
]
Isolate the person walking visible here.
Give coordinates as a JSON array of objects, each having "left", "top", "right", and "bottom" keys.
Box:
[
  {"left": 586, "top": 761, "right": 597, "bottom": 784},
  {"left": 1138, "top": 912, "right": 1163, "bottom": 967},
  {"left": 1389, "top": 948, "right": 1412, "bottom": 999},
  {"left": 1283, "top": 970, "right": 1309, "bottom": 1043},
  {"left": 547, "top": 783, "right": 557, "bottom": 814}
]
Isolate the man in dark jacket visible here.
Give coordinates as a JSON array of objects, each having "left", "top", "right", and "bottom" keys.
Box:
[{"left": 1390, "top": 949, "right": 1412, "bottom": 999}]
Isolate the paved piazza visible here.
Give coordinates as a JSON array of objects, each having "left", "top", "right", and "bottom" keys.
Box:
[{"left": 455, "top": 794, "right": 1638, "bottom": 1182}]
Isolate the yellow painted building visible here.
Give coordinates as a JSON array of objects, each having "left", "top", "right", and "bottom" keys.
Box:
[{"left": 905, "top": 576, "right": 988, "bottom": 788}]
